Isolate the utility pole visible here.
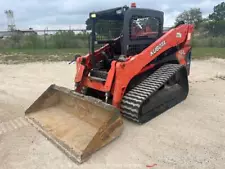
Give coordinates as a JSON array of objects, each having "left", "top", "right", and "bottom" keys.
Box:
[
  {"left": 44, "top": 27, "right": 48, "bottom": 48},
  {"left": 4, "top": 10, "right": 16, "bottom": 31}
]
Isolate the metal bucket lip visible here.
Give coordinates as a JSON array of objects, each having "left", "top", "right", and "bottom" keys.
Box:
[
  {"left": 50, "top": 84, "right": 120, "bottom": 114},
  {"left": 25, "top": 84, "right": 120, "bottom": 115}
]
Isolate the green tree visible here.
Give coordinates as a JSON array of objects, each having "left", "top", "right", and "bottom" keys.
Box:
[
  {"left": 203, "top": 20, "right": 225, "bottom": 36},
  {"left": 175, "top": 8, "right": 202, "bottom": 28},
  {"left": 209, "top": 2, "right": 225, "bottom": 21},
  {"left": 201, "top": 2, "right": 225, "bottom": 36},
  {"left": 49, "top": 30, "right": 89, "bottom": 49},
  {"left": 22, "top": 33, "right": 43, "bottom": 49},
  {"left": 10, "top": 31, "right": 23, "bottom": 48}
]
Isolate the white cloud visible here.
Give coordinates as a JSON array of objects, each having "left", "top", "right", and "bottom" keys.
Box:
[{"left": 0, "top": 0, "right": 223, "bottom": 30}]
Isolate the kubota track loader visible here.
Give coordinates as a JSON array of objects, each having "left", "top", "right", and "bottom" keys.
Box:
[{"left": 25, "top": 3, "right": 194, "bottom": 164}]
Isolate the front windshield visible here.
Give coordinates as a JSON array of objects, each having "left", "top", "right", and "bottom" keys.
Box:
[{"left": 130, "top": 16, "right": 160, "bottom": 39}]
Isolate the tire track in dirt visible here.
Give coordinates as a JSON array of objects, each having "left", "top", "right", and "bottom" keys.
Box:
[{"left": 0, "top": 117, "right": 29, "bottom": 135}]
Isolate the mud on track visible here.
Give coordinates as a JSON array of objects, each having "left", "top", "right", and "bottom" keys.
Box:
[{"left": 0, "top": 59, "right": 225, "bottom": 169}]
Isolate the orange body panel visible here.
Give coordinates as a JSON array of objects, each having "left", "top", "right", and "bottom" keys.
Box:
[
  {"left": 176, "top": 46, "right": 192, "bottom": 65},
  {"left": 75, "top": 24, "right": 194, "bottom": 108},
  {"left": 75, "top": 57, "right": 86, "bottom": 82}
]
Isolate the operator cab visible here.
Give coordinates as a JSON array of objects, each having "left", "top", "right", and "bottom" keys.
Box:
[{"left": 87, "top": 3, "right": 164, "bottom": 81}]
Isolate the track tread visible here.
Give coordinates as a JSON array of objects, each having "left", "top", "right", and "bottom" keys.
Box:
[{"left": 120, "top": 64, "right": 185, "bottom": 123}]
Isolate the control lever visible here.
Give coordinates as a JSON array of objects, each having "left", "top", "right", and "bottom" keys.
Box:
[{"left": 68, "top": 54, "right": 81, "bottom": 64}]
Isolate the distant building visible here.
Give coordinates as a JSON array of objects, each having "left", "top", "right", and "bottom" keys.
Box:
[
  {"left": 0, "top": 31, "right": 12, "bottom": 39},
  {"left": 0, "top": 29, "right": 37, "bottom": 39},
  {"left": 18, "top": 29, "right": 37, "bottom": 35}
]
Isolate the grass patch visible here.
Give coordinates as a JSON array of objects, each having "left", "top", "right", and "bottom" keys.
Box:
[
  {"left": 0, "top": 47, "right": 225, "bottom": 64},
  {"left": 192, "top": 47, "right": 225, "bottom": 59},
  {"left": 0, "top": 48, "right": 89, "bottom": 64}
]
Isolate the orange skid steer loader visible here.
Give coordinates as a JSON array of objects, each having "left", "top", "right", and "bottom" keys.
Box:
[{"left": 25, "top": 3, "right": 194, "bottom": 164}]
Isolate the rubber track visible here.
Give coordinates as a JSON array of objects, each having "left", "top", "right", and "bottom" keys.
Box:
[{"left": 120, "top": 64, "right": 184, "bottom": 123}]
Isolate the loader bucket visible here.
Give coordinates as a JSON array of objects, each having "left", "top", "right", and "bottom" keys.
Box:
[{"left": 25, "top": 84, "right": 123, "bottom": 163}]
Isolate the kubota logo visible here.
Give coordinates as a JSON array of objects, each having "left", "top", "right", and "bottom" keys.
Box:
[{"left": 150, "top": 40, "right": 166, "bottom": 56}]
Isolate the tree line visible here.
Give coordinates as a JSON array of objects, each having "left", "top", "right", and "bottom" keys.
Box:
[
  {"left": 175, "top": 2, "right": 225, "bottom": 37},
  {"left": 174, "top": 2, "right": 225, "bottom": 47},
  {"left": 1, "top": 2, "right": 225, "bottom": 49},
  {"left": 0, "top": 30, "right": 89, "bottom": 49}
]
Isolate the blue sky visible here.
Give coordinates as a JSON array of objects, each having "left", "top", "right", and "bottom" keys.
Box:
[{"left": 0, "top": 0, "right": 224, "bottom": 30}]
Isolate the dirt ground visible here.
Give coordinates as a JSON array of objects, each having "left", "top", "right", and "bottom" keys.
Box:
[{"left": 0, "top": 59, "right": 225, "bottom": 169}]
